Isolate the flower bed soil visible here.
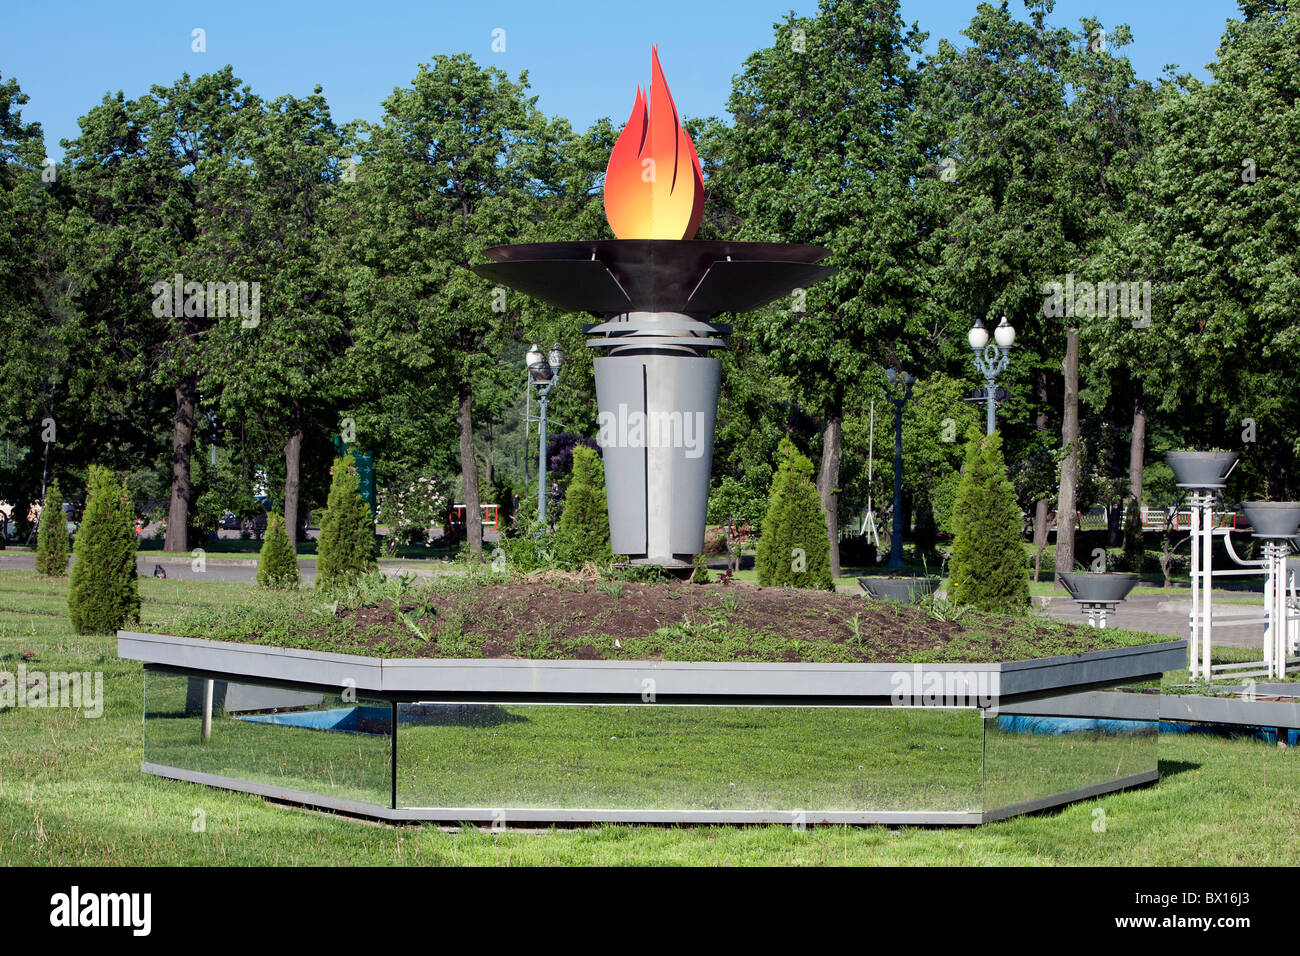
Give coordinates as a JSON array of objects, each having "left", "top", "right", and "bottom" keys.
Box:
[{"left": 148, "top": 576, "right": 1169, "bottom": 664}]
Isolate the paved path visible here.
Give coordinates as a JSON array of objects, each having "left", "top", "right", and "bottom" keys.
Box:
[
  {"left": 0, "top": 551, "right": 462, "bottom": 585},
  {"left": 1042, "top": 593, "right": 1268, "bottom": 649}
]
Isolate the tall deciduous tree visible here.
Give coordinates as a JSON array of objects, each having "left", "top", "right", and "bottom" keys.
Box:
[
  {"left": 345, "top": 55, "right": 545, "bottom": 555},
  {"left": 725, "top": 0, "right": 931, "bottom": 578},
  {"left": 200, "top": 88, "right": 349, "bottom": 548},
  {"left": 63, "top": 68, "right": 258, "bottom": 551},
  {"left": 1145, "top": 2, "right": 1300, "bottom": 497}
]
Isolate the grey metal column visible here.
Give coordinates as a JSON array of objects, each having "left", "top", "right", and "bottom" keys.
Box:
[{"left": 589, "top": 312, "right": 728, "bottom": 565}]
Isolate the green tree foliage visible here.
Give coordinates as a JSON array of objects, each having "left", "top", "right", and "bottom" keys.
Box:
[
  {"left": 756, "top": 439, "right": 833, "bottom": 590},
  {"left": 346, "top": 54, "right": 550, "bottom": 555},
  {"left": 725, "top": 0, "right": 930, "bottom": 577},
  {"left": 35, "top": 480, "right": 69, "bottom": 577},
  {"left": 1144, "top": 3, "right": 1300, "bottom": 496},
  {"left": 200, "top": 88, "right": 350, "bottom": 548},
  {"left": 899, "top": 373, "right": 981, "bottom": 537},
  {"left": 68, "top": 465, "right": 140, "bottom": 634},
  {"left": 490, "top": 471, "right": 516, "bottom": 532},
  {"left": 949, "top": 429, "right": 1029, "bottom": 614},
  {"left": 0, "top": 73, "right": 70, "bottom": 517},
  {"left": 555, "top": 446, "right": 610, "bottom": 565},
  {"left": 256, "top": 513, "right": 300, "bottom": 590},
  {"left": 316, "top": 456, "right": 377, "bottom": 591},
  {"left": 62, "top": 68, "right": 259, "bottom": 554},
  {"left": 707, "top": 475, "right": 765, "bottom": 573}
]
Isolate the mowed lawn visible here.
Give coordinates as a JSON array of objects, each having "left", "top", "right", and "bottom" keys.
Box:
[{"left": 0, "top": 569, "right": 1297, "bottom": 866}]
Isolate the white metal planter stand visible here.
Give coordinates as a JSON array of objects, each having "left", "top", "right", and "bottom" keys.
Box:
[
  {"left": 1188, "top": 507, "right": 1300, "bottom": 681},
  {"left": 1082, "top": 603, "right": 1119, "bottom": 628}
]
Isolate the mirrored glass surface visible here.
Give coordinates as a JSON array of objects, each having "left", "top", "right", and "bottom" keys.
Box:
[
  {"left": 143, "top": 671, "right": 391, "bottom": 808},
  {"left": 983, "top": 687, "right": 1158, "bottom": 814},
  {"left": 396, "top": 702, "right": 983, "bottom": 813}
]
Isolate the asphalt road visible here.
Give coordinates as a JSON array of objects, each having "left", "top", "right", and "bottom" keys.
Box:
[{"left": 0, "top": 551, "right": 458, "bottom": 584}]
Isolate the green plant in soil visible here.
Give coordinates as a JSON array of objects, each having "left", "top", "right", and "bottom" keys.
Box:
[
  {"left": 67, "top": 465, "right": 140, "bottom": 634},
  {"left": 555, "top": 446, "right": 612, "bottom": 567},
  {"left": 34, "top": 480, "right": 69, "bottom": 577},
  {"left": 756, "top": 438, "right": 833, "bottom": 590},
  {"left": 948, "top": 428, "right": 1030, "bottom": 615},
  {"left": 256, "top": 513, "right": 300, "bottom": 590},
  {"left": 316, "top": 456, "right": 377, "bottom": 591}
]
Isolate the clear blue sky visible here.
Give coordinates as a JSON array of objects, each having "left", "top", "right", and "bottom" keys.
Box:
[{"left": 4, "top": 0, "right": 1243, "bottom": 160}]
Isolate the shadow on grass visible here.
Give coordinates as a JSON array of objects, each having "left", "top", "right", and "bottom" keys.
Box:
[{"left": 1157, "top": 758, "right": 1201, "bottom": 780}]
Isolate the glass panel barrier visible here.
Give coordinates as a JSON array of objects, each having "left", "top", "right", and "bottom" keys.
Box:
[
  {"left": 143, "top": 670, "right": 392, "bottom": 808},
  {"left": 395, "top": 702, "right": 983, "bottom": 813},
  {"left": 983, "top": 686, "right": 1159, "bottom": 815}
]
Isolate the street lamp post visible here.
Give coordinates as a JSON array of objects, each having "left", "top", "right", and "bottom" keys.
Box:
[
  {"left": 526, "top": 343, "right": 564, "bottom": 524},
  {"left": 885, "top": 368, "right": 915, "bottom": 571},
  {"left": 969, "top": 317, "right": 1016, "bottom": 435}
]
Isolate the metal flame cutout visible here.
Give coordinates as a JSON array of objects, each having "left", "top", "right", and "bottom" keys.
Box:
[{"left": 603, "top": 47, "right": 706, "bottom": 240}]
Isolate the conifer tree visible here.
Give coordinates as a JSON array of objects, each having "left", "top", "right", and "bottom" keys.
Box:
[
  {"left": 556, "top": 446, "right": 611, "bottom": 565},
  {"left": 68, "top": 466, "right": 141, "bottom": 634},
  {"left": 756, "top": 439, "right": 833, "bottom": 590},
  {"left": 316, "top": 456, "right": 377, "bottom": 590},
  {"left": 35, "top": 480, "right": 69, "bottom": 577},
  {"left": 257, "top": 512, "right": 300, "bottom": 589},
  {"left": 949, "top": 429, "right": 1029, "bottom": 614}
]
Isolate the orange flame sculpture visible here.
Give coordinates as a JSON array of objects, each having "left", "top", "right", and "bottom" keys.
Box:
[{"left": 604, "top": 47, "right": 706, "bottom": 240}]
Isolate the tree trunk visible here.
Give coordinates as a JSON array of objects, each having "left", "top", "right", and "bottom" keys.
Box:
[
  {"left": 1032, "top": 370, "right": 1051, "bottom": 583},
  {"left": 458, "top": 381, "right": 482, "bottom": 554},
  {"left": 164, "top": 374, "right": 197, "bottom": 552},
  {"left": 1054, "top": 327, "right": 1081, "bottom": 587},
  {"left": 283, "top": 400, "right": 303, "bottom": 550},
  {"left": 817, "top": 413, "right": 843, "bottom": 579},
  {"left": 1128, "top": 388, "right": 1146, "bottom": 502}
]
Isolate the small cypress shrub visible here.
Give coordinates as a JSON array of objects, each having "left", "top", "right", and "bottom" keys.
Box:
[
  {"left": 68, "top": 465, "right": 141, "bottom": 634},
  {"left": 556, "top": 446, "right": 611, "bottom": 565},
  {"left": 257, "top": 513, "right": 300, "bottom": 589},
  {"left": 1122, "top": 496, "right": 1144, "bottom": 572},
  {"left": 35, "top": 480, "right": 69, "bottom": 577},
  {"left": 755, "top": 438, "right": 833, "bottom": 590},
  {"left": 949, "top": 428, "right": 1029, "bottom": 614},
  {"left": 316, "top": 456, "right": 377, "bottom": 591}
]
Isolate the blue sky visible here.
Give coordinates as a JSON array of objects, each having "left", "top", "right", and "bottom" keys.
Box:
[{"left": 4, "top": 0, "right": 1243, "bottom": 160}]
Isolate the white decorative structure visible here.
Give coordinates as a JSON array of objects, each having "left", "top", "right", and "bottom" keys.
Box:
[
  {"left": 1167, "top": 452, "right": 1237, "bottom": 679},
  {"left": 1240, "top": 503, "right": 1300, "bottom": 679},
  {"left": 1168, "top": 451, "right": 1299, "bottom": 680}
]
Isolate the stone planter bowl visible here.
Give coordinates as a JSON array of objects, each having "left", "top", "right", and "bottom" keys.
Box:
[
  {"left": 857, "top": 576, "right": 941, "bottom": 603},
  {"left": 1058, "top": 572, "right": 1140, "bottom": 605},
  {"left": 1239, "top": 501, "right": 1300, "bottom": 539},
  {"left": 1165, "top": 451, "right": 1238, "bottom": 489}
]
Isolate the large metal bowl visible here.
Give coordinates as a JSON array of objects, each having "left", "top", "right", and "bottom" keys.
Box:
[
  {"left": 1165, "top": 451, "right": 1239, "bottom": 489},
  {"left": 1239, "top": 501, "right": 1300, "bottom": 539},
  {"left": 1058, "top": 572, "right": 1140, "bottom": 604},
  {"left": 857, "top": 576, "right": 941, "bottom": 603}
]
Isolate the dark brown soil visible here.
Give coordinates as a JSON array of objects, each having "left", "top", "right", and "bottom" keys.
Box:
[{"left": 269, "top": 577, "right": 1161, "bottom": 663}]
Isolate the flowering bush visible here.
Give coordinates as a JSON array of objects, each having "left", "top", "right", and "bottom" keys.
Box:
[{"left": 376, "top": 474, "right": 449, "bottom": 554}]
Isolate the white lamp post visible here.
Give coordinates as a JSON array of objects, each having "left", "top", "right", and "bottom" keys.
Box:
[
  {"left": 527, "top": 343, "right": 564, "bottom": 523},
  {"left": 970, "top": 317, "right": 1015, "bottom": 435}
]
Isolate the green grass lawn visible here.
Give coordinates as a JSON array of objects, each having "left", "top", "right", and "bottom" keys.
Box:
[{"left": 1, "top": 569, "right": 1297, "bottom": 865}]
